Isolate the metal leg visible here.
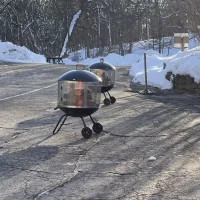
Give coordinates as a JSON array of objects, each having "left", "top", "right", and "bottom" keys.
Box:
[
  {"left": 53, "top": 114, "right": 67, "bottom": 135},
  {"left": 90, "top": 115, "right": 103, "bottom": 134},
  {"left": 103, "top": 92, "right": 111, "bottom": 106},
  {"left": 103, "top": 92, "right": 107, "bottom": 98},
  {"left": 107, "top": 91, "right": 116, "bottom": 104},
  {"left": 80, "top": 117, "right": 87, "bottom": 127},
  {"left": 107, "top": 91, "right": 111, "bottom": 98},
  {"left": 89, "top": 115, "right": 96, "bottom": 124}
]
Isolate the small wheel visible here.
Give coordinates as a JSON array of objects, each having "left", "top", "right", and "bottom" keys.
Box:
[
  {"left": 103, "top": 98, "right": 110, "bottom": 106},
  {"left": 92, "top": 123, "right": 103, "bottom": 134},
  {"left": 81, "top": 127, "right": 92, "bottom": 139},
  {"left": 110, "top": 96, "right": 116, "bottom": 104}
]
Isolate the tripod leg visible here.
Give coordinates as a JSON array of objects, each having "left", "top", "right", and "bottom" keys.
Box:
[
  {"left": 80, "top": 117, "right": 93, "bottom": 139},
  {"left": 103, "top": 92, "right": 111, "bottom": 106},
  {"left": 103, "top": 92, "right": 107, "bottom": 98},
  {"left": 107, "top": 91, "right": 116, "bottom": 104},
  {"left": 80, "top": 117, "right": 87, "bottom": 127},
  {"left": 90, "top": 115, "right": 103, "bottom": 134},
  {"left": 89, "top": 115, "right": 96, "bottom": 124},
  {"left": 107, "top": 91, "right": 111, "bottom": 98},
  {"left": 53, "top": 114, "right": 67, "bottom": 135}
]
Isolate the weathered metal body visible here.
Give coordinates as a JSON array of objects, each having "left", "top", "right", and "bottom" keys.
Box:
[
  {"left": 88, "top": 61, "right": 116, "bottom": 106},
  {"left": 53, "top": 70, "right": 103, "bottom": 138},
  {"left": 57, "top": 70, "right": 101, "bottom": 113},
  {"left": 88, "top": 62, "right": 116, "bottom": 90}
]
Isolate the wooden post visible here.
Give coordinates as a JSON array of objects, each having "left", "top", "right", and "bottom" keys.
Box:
[
  {"left": 181, "top": 37, "right": 184, "bottom": 52},
  {"left": 138, "top": 53, "right": 155, "bottom": 95},
  {"left": 174, "top": 33, "right": 188, "bottom": 52},
  {"left": 144, "top": 53, "right": 148, "bottom": 92}
]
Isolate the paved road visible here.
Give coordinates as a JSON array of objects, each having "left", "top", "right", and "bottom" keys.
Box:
[{"left": 0, "top": 62, "right": 200, "bottom": 200}]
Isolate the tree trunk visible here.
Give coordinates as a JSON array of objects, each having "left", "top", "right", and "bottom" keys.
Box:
[{"left": 85, "top": 13, "right": 90, "bottom": 58}]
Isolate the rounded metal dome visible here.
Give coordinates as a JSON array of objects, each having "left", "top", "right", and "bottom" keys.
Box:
[
  {"left": 58, "top": 70, "right": 102, "bottom": 82},
  {"left": 88, "top": 62, "right": 116, "bottom": 70}
]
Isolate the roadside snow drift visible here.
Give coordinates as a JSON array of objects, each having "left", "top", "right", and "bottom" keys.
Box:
[
  {"left": 129, "top": 47, "right": 200, "bottom": 90},
  {"left": 0, "top": 41, "right": 46, "bottom": 63},
  {"left": 79, "top": 53, "right": 140, "bottom": 66}
]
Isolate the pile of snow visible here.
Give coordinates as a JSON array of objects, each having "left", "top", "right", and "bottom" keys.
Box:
[
  {"left": 129, "top": 47, "right": 200, "bottom": 90},
  {"left": 0, "top": 41, "right": 46, "bottom": 63},
  {"left": 78, "top": 53, "right": 140, "bottom": 66},
  {"left": 165, "top": 47, "right": 200, "bottom": 83},
  {"left": 62, "top": 58, "right": 77, "bottom": 65}
]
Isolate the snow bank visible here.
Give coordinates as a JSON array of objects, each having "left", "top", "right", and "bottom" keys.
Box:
[
  {"left": 80, "top": 53, "right": 140, "bottom": 67},
  {"left": 165, "top": 47, "right": 200, "bottom": 83},
  {"left": 62, "top": 58, "right": 77, "bottom": 65},
  {"left": 130, "top": 47, "right": 200, "bottom": 89},
  {"left": 0, "top": 41, "right": 46, "bottom": 63},
  {"left": 129, "top": 51, "right": 172, "bottom": 89}
]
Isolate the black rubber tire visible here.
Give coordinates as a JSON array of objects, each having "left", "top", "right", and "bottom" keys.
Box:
[
  {"left": 103, "top": 98, "right": 110, "bottom": 106},
  {"left": 110, "top": 96, "right": 116, "bottom": 104},
  {"left": 81, "top": 127, "right": 92, "bottom": 139},
  {"left": 92, "top": 123, "right": 103, "bottom": 134}
]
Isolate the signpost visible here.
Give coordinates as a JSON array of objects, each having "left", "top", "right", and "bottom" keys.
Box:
[{"left": 174, "top": 33, "right": 189, "bottom": 52}]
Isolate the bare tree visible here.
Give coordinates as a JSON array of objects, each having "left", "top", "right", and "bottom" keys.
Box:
[{"left": 0, "top": 0, "right": 198, "bottom": 58}]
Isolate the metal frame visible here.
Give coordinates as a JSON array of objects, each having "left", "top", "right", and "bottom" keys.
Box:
[{"left": 53, "top": 114, "right": 97, "bottom": 135}]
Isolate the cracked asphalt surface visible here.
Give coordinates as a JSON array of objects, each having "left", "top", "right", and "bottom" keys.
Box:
[{"left": 0, "top": 62, "right": 200, "bottom": 200}]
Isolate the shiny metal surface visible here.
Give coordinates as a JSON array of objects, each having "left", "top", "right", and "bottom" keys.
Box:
[
  {"left": 90, "top": 69, "right": 115, "bottom": 87},
  {"left": 57, "top": 81, "right": 101, "bottom": 108}
]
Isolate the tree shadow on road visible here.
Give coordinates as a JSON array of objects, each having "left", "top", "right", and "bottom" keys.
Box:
[
  {"left": 0, "top": 145, "right": 59, "bottom": 181},
  {"left": 7, "top": 89, "right": 200, "bottom": 199},
  {"left": 43, "top": 93, "right": 200, "bottom": 200}
]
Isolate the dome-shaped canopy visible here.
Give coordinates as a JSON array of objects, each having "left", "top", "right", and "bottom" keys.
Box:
[
  {"left": 88, "top": 62, "right": 116, "bottom": 70},
  {"left": 58, "top": 70, "right": 102, "bottom": 82}
]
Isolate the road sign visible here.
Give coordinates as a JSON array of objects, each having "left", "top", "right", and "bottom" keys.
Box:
[{"left": 174, "top": 33, "right": 189, "bottom": 51}]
